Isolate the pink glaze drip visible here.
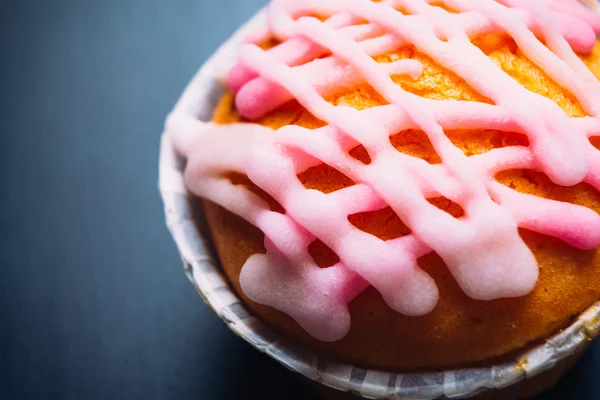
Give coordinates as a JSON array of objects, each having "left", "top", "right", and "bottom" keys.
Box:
[{"left": 170, "top": 0, "right": 600, "bottom": 342}]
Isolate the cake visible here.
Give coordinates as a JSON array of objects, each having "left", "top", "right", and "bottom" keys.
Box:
[{"left": 168, "top": 0, "right": 600, "bottom": 383}]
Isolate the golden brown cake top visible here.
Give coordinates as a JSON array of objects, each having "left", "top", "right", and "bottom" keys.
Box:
[{"left": 168, "top": 0, "right": 600, "bottom": 343}]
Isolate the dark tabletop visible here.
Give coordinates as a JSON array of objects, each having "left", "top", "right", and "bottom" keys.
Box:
[{"left": 0, "top": 1, "right": 598, "bottom": 399}]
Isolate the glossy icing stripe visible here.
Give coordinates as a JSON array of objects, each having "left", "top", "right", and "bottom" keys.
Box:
[{"left": 170, "top": 0, "right": 600, "bottom": 341}]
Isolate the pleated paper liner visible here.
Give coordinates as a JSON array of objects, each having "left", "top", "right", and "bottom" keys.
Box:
[{"left": 159, "top": 4, "right": 600, "bottom": 399}]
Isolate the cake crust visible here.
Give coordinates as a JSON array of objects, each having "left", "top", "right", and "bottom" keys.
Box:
[{"left": 202, "top": 37, "right": 600, "bottom": 370}]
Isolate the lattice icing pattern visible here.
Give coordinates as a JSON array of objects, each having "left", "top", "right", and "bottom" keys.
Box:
[{"left": 168, "top": 0, "right": 600, "bottom": 342}]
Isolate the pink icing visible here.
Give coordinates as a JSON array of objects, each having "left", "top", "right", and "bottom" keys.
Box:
[{"left": 169, "top": 0, "right": 600, "bottom": 342}]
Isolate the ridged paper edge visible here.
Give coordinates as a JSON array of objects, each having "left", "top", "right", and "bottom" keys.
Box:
[{"left": 159, "top": 5, "right": 600, "bottom": 399}]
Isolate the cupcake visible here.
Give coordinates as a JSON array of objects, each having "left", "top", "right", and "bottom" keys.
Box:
[{"left": 163, "top": 0, "right": 600, "bottom": 398}]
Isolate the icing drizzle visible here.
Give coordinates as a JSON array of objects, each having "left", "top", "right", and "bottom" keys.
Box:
[{"left": 169, "top": 0, "right": 600, "bottom": 342}]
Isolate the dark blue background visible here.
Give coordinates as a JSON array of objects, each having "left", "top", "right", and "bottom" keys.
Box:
[{"left": 0, "top": 1, "right": 598, "bottom": 399}]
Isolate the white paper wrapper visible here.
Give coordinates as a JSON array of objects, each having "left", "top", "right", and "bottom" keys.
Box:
[{"left": 159, "top": 6, "right": 600, "bottom": 399}]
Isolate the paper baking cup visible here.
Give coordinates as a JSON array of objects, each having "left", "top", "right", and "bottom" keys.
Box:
[{"left": 159, "top": 6, "right": 600, "bottom": 399}]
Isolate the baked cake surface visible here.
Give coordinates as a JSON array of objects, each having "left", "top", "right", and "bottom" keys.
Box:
[{"left": 169, "top": 0, "right": 600, "bottom": 370}]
